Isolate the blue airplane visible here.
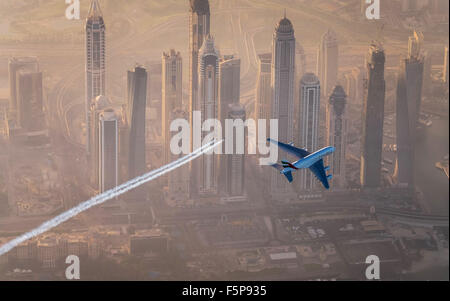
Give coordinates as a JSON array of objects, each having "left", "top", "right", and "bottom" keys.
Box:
[{"left": 268, "top": 138, "right": 335, "bottom": 189}]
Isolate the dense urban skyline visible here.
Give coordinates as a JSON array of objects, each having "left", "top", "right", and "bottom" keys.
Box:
[{"left": 0, "top": 0, "right": 448, "bottom": 282}]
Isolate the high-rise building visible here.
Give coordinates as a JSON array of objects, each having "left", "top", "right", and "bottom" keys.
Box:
[
  {"left": 189, "top": 0, "right": 210, "bottom": 152},
  {"left": 85, "top": 0, "right": 106, "bottom": 154},
  {"left": 255, "top": 53, "right": 272, "bottom": 135},
  {"left": 270, "top": 16, "right": 296, "bottom": 200},
  {"left": 16, "top": 70, "right": 45, "bottom": 132},
  {"left": 8, "top": 57, "right": 39, "bottom": 120},
  {"left": 99, "top": 109, "right": 118, "bottom": 193},
  {"left": 444, "top": 46, "right": 449, "bottom": 85},
  {"left": 349, "top": 66, "right": 366, "bottom": 104},
  {"left": 298, "top": 73, "right": 321, "bottom": 191},
  {"left": 168, "top": 109, "right": 190, "bottom": 202},
  {"left": 326, "top": 85, "right": 348, "bottom": 189},
  {"left": 162, "top": 50, "right": 183, "bottom": 165},
  {"left": 360, "top": 43, "right": 386, "bottom": 188},
  {"left": 127, "top": 66, "right": 148, "bottom": 200},
  {"left": 189, "top": 0, "right": 211, "bottom": 198},
  {"left": 408, "top": 30, "right": 423, "bottom": 59},
  {"left": 344, "top": 72, "right": 356, "bottom": 103},
  {"left": 226, "top": 104, "right": 246, "bottom": 197},
  {"left": 195, "top": 35, "right": 220, "bottom": 196},
  {"left": 218, "top": 55, "right": 241, "bottom": 192},
  {"left": 317, "top": 29, "right": 339, "bottom": 97},
  {"left": 297, "top": 43, "right": 307, "bottom": 79},
  {"left": 395, "top": 35, "right": 424, "bottom": 189},
  {"left": 218, "top": 55, "right": 241, "bottom": 127},
  {"left": 422, "top": 51, "right": 432, "bottom": 95},
  {"left": 89, "top": 95, "right": 109, "bottom": 189}
]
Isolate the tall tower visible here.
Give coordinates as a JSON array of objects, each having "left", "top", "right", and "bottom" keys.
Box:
[
  {"left": 360, "top": 43, "right": 386, "bottom": 188},
  {"left": 317, "top": 29, "right": 339, "bottom": 97},
  {"left": 326, "top": 85, "right": 348, "bottom": 189},
  {"left": 270, "top": 15, "right": 296, "bottom": 200},
  {"left": 189, "top": 0, "right": 211, "bottom": 199},
  {"left": 298, "top": 73, "right": 321, "bottom": 191},
  {"left": 168, "top": 109, "right": 190, "bottom": 202},
  {"left": 422, "top": 51, "right": 432, "bottom": 95},
  {"left": 444, "top": 46, "right": 449, "bottom": 85},
  {"left": 196, "top": 35, "right": 220, "bottom": 196},
  {"left": 218, "top": 55, "right": 241, "bottom": 192},
  {"left": 127, "top": 66, "right": 147, "bottom": 200},
  {"left": 226, "top": 104, "right": 246, "bottom": 197},
  {"left": 162, "top": 50, "right": 183, "bottom": 165},
  {"left": 255, "top": 53, "right": 272, "bottom": 136},
  {"left": 99, "top": 109, "right": 118, "bottom": 193},
  {"left": 218, "top": 55, "right": 241, "bottom": 128},
  {"left": 85, "top": 0, "right": 106, "bottom": 154},
  {"left": 8, "top": 57, "right": 39, "bottom": 121},
  {"left": 189, "top": 0, "right": 210, "bottom": 151},
  {"left": 89, "top": 95, "right": 109, "bottom": 189},
  {"left": 395, "top": 32, "right": 424, "bottom": 189},
  {"left": 16, "top": 70, "right": 45, "bottom": 132},
  {"left": 297, "top": 43, "right": 307, "bottom": 79}
]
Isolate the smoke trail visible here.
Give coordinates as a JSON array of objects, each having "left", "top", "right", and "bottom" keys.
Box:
[{"left": 0, "top": 140, "right": 223, "bottom": 257}]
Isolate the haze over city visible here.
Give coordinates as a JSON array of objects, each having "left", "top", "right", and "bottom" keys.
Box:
[{"left": 0, "top": 0, "right": 448, "bottom": 281}]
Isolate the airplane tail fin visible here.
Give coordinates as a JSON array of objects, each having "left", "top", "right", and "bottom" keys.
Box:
[
  {"left": 283, "top": 170, "right": 294, "bottom": 183},
  {"left": 281, "top": 160, "right": 298, "bottom": 170},
  {"left": 270, "top": 164, "right": 294, "bottom": 183}
]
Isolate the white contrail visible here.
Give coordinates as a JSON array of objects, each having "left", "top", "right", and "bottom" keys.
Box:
[{"left": 0, "top": 140, "right": 223, "bottom": 257}]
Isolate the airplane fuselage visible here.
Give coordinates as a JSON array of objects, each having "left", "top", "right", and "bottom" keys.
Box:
[{"left": 291, "top": 146, "right": 335, "bottom": 169}]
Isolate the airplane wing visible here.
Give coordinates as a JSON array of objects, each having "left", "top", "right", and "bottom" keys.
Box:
[
  {"left": 309, "top": 159, "right": 330, "bottom": 190},
  {"left": 267, "top": 139, "right": 310, "bottom": 159}
]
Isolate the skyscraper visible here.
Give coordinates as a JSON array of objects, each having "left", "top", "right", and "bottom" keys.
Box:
[
  {"left": 85, "top": 0, "right": 106, "bottom": 154},
  {"left": 16, "top": 70, "right": 45, "bottom": 132},
  {"left": 395, "top": 33, "right": 424, "bottom": 188},
  {"left": 8, "top": 57, "right": 39, "bottom": 121},
  {"left": 168, "top": 109, "right": 190, "bottom": 202},
  {"left": 99, "top": 109, "right": 118, "bottom": 193},
  {"left": 270, "top": 16, "right": 296, "bottom": 199},
  {"left": 162, "top": 50, "right": 183, "bottom": 165},
  {"left": 189, "top": 0, "right": 210, "bottom": 152},
  {"left": 218, "top": 55, "right": 241, "bottom": 127},
  {"left": 317, "top": 29, "right": 339, "bottom": 97},
  {"left": 297, "top": 43, "right": 307, "bottom": 79},
  {"left": 298, "top": 73, "right": 321, "bottom": 191},
  {"left": 444, "top": 46, "right": 449, "bottom": 85},
  {"left": 189, "top": 0, "right": 211, "bottom": 198},
  {"left": 255, "top": 53, "right": 272, "bottom": 136},
  {"left": 408, "top": 30, "right": 423, "bottom": 59},
  {"left": 89, "top": 95, "right": 109, "bottom": 189},
  {"left": 360, "top": 43, "right": 386, "bottom": 188},
  {"left": 196, "top": 35, "right": 220, "bottom": 196},
  {"left": 218, "top": 55, "right": 241, "bottom": 192},
  {"left": 346, "top": 66, "right": 366, "bottom": 104},
  {"left": 422, "top": 51, "right": 432, "bottom": 95},
  {"left": 326, "top": 85, "right": 348, "bottom": 189},
  {"left": 127, "top": 66, "right": 148, "bottom": 200},
  {"left": 226, "top": 104, "right": 246, "bottom": 197}
]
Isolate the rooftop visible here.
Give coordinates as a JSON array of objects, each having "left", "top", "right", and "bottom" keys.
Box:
[
  {"left": 301, "top": 72, "right": 320, "bottom": 85},
  {"left": 190, "top": 0, "right": 210, "bottom": 14},
  {"left": 276, "top": 17, "right": 294, "bottom": 33}
]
